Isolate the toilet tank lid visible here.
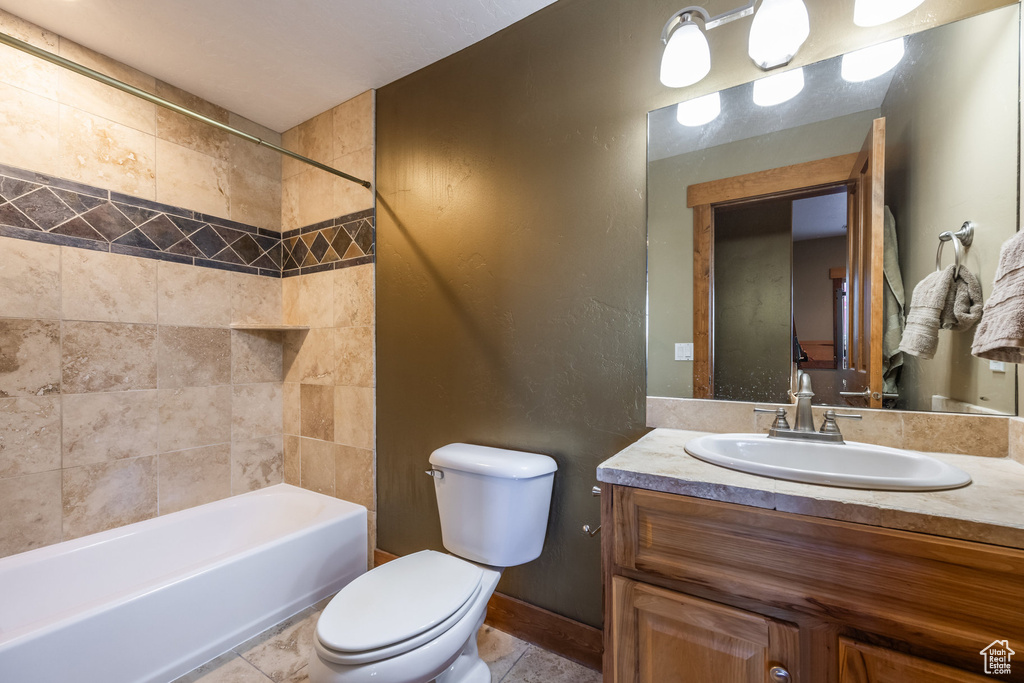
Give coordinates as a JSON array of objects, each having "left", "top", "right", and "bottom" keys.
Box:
[{"left": 429, "top": 443, "right": 557, "bottom": 479}]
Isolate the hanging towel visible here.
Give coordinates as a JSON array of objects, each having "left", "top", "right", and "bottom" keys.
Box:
[
  {"left": 898, "top": 265, "right": 955, "bottom": 360},
  {"left": 939, "top": 267, "right": 983, "bottom": 332},
  {"left": 881, "top": 207, "right": 905, "bottom": 393},
  {"left": 972, "top": 230, "right": 1024, "bottom": 362}
]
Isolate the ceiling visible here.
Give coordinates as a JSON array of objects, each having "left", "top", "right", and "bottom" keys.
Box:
[{"left": 0, "top": 0, "right": 557, "bottom": 132}]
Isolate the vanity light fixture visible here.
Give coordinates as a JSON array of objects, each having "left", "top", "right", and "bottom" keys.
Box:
[
  {"left": 752, "top": 67, "right": 804, "bottom": 106},
  {"left": 853, "top": 0, "right": 926, "bottom": 27},
  {"left": 676, "top": 92, "right": 722, "bottom": 126},
  {"left": 841, "top": 37, "right": 906, "bottom": 82},
  {"left": 747, "top": 0, "right": 811, "bottom": 70},
  {"left": 660, "top": 0, "right": 809, "bottom": 89}
]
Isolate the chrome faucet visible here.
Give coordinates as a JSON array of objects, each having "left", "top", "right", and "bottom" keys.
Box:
[{"left": 753, "top": 372, "right": 862, "bottom": 444}]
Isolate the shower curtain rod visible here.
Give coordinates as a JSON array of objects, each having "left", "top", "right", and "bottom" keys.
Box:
[{"left": 0, "top": 31, "right": 372, "bottom": 189}]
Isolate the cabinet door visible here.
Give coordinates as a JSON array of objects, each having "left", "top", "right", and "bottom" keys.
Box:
[
  {"left": 839, "top": 639, "right": 993, "bottom": 682},
  {"left": 612, "top": 576, "right": 799, "bottom": 683}
]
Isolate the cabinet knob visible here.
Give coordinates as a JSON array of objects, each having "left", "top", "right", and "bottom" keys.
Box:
[{"left": 769, "top": 666, "right": 791, "bottom": 682}]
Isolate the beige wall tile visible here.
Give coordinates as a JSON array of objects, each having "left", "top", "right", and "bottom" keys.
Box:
[
  {"left": 283, "top": 382, "right": 301, "bottom": 435},
  {"left": 646, "top": 397, "right": 756, "bottom": 433},
  {"left": 62, "top": 456, "right": 157, "bottom": 539},
  {"left": 155, "top": 139, "right": 230, "bottom": 219},
  {"left": 332, "top": 91, "right": 374, "bottom": 159},
  {"left": 282, "top": 109, "right": 333, "bottom": 179},
  {"left": 300, "top": 383, "right": 334, "bottom": 441},
  {"left": 155, "top": 80, "right": 230, "bottom": 161},
  {"left": 62, "top": 320, "right": 158, "bottom": 393},
  {"left": 902, "top": 412, "right": 1009, "bottom": 457},
  {"left": 283, "top": 328, "right": 334, "bottom": 385},
  {"left": 0, "top": 396, "right": 60, "bottom": 478},
  {"left": 231, "top": 330, "right": 283, "bottom": 384},
  {"left": 298, "top": 271, "right": 334, "bottom": 328},
  {"left": 0, "top": 238, "right": 60, "bottom": 319},
  {"left": 334, "top": 168, "right": 374, "bottom": 218},
  {"left": 158, "top": 444, "right": 231, "bottom": 515},
  {"left": 299, "top": 437, "right": 334, "bottom": 496},
  {"left": 228, "top": 166, "right": 281, "bottom": 232},
  {"left": 228, "top": 114, "right": 282, "bottom": 179},
  {"left": 158, "top": 385, "right": 231, "bottom": 453},
  {"left": 57, "top": 39, "right": 156, "bottom": 135},
  {"left": 1010, "top": 418, "right": 1024, "bottom": 465},
  {"left": 231, "top": 435, "right": 283, "bottom": 493},
  {"left": 366, "top": 510, "right": 376, "bottom": 566},
  {"left": 282, "top": 275, "right": 302, "bottom": 325},
  {"left": 158, "top": 326, "right": 231, "bottom": 389},
  {"left": 0, "top": 9, "right": 59, "bottom": 99},
  {"left": 334, "top": 326, "right": 374, "bottom": 388},
  {"left": 232, "top": 273, "right": 283, "bottom": 326},
  {"left": 233, "top": 383, "right": 283, "bottom": 441},
  {"left": 62, "top": 390, "right": 159, "bottom": 468},
  {"left": 0, "top": 470, "right": 61, "bottom": 557},
  {"left": 59, "top": 105, "right": 156, "bottom": 199},
  {"left": 284, "top": 434, "right": 300, "bottom": 485},
  {"left": 61, "top": 248, "right": 158, "bottom": 323},
  {"left": 0, "top": 318, "right": 60, "bottom": 397},
  {"left": 333, "top": 264, "right": 374, "bottom": 328},
  {"left": 0, "top": 81, "right": 60, "bottom": 176},
  {"left": 157, "top": 261, "right": 232, "bottom": 327},
  {"left": 282, "top": 169, "right": 336, "bottom": 231},
  {"left": 335, "top": 444, "right": 373, "bottom": 509},
  {"left": 334, "top": 385, "right": 374, "bottom": 450}
]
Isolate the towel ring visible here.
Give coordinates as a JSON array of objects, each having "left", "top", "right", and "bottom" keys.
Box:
[{"left": 935, "top": 221, "right": 975, "bottom": 278}]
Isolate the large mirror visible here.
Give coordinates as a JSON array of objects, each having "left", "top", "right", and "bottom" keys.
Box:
[{"left": 647, "top": 4, "right": 1020, "bottom": 414}]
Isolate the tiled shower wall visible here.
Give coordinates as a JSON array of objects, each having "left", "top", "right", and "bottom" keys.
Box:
[
  {"left": 0, "top": 7, "right": 377, "bottom": 558},
  {"left": 279, "top": 95, "right": 377, "bottom": 554},
  {"left": 0, "top": 241, "right": 285, "bottom": 557}
]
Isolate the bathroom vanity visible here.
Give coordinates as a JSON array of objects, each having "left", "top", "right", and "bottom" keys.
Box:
[{"left": 598, "top": 429, "right": 1024, "bottom": 682}]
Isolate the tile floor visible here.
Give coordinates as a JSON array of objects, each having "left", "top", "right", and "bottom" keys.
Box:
[{"left": 173, "top": 598, "right": 601, "bottom": 683}]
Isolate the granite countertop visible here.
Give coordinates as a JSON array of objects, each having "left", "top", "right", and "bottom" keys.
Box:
[{"left": 597, "top": 428, "right": 1024, "bottom": 550}]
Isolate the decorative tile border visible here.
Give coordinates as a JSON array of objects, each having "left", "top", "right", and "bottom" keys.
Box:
[
  {"left": 281, "top": 208, "right": 375, "bottom": 277},
  {"left": 0, "top": 162, "right": 377, "bottom": 278}
]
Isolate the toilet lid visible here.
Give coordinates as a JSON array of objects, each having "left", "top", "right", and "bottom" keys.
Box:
[{"left": 317, "top": 550, "right": 484, "bottom": 653}]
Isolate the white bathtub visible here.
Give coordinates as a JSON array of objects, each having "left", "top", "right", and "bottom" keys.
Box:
[{"left": 0, "top": 484, "right": 367, "bottom": 683}]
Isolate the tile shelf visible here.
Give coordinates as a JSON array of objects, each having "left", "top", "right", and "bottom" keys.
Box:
[{"left": 229, "top": 324, "right": 310, "bottom": 331}]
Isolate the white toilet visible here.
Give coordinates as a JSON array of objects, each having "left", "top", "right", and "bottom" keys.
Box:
[{"left": 309, "top": 443, "right": 557, "bottom": 683}]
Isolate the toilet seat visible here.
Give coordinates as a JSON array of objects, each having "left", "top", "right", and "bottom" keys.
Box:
[{"left": 316, "top": 551, "right": 485, "bottom": 665}]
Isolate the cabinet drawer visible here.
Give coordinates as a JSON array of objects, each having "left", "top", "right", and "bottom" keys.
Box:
[
  {"left": 612, "top": 486, "right": 1024, "bottom": 666},
  {"left": 839, "top": 638, "right": 992, "bottom": 682}
]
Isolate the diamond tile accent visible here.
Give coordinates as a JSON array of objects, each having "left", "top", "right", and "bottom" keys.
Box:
[{"left": 0, "top": 162, "right": 372, "bottom": 278}]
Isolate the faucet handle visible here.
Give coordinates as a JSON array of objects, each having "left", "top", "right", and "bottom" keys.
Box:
[
  {"left": 819, "top": 409, "right": 862, "bottom": 435},
  {"left": 754, "top": 407, "right": 791, "bottom": 431}
]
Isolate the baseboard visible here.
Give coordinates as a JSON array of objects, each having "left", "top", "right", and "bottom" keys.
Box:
[{"left": 373, "top": 549, "right": 603, "bottom": 671}]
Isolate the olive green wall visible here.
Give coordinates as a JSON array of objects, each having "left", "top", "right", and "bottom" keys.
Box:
[{"left": 374, "top": 0, "right": 1012, "bottom": 628}]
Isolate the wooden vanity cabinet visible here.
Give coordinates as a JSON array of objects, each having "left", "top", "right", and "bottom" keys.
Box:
[{"left": 602, "top": 485, "right": 1024, "bottom": 683}]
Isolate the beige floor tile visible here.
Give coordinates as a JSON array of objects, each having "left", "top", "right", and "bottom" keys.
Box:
[
  {"left": 236, "top": 606, "right": 320, "bottom": 682},
  {"left": 478, "top": 626, "right": 530, "bottom": 681},
  {"left": 502, "top": 645, "right": 601, "bottom": 683},
  {"left": 173, "top": 652, "right": 273, "bottom": 683}
]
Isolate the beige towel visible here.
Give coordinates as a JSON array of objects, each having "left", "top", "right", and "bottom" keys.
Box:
[
  {"left": 972, "top": 231, "right": 1024, "bottom": 362},
  {"left": 899, "top": 266, "right": 955, "bottom": 359},
  {"left": 940, "top": 267, "right": 983, "bottom": 332}
]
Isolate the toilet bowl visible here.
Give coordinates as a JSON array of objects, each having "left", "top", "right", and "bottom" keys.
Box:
[{"left": 310, "top": 443, "right": 557, "bottom": 683}]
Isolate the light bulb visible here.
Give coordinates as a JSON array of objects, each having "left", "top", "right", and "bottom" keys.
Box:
[
  {"left": 660, "top": 20, "right": 712, "bottom": 88},
  {"left": 841, "top": 37, "right": 905, "bottom": 82},
  {"left": 752, "top": 67, "right": 804, "bottom": 106},
  {"left": 854, "top": 0, "right": 925, "bottom": 27},
  {"left": 676, "top": 92, "right": 721, "bottom": 126},
  {"left": 748, "top": 0, "right": 810, "bottom": 70}
]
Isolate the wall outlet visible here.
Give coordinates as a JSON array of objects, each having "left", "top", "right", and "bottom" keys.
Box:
[
  {"left": 675, "top": 343, "right": 694, "bottom": 361},
  {"left": 990, "top": 360, "right": 1007, "bottom": 373}
]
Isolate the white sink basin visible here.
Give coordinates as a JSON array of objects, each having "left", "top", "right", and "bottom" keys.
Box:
[{"left": 684, "top": 434, "right": 972, "bottom": 491}]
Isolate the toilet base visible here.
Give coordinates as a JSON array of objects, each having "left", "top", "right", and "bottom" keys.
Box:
[{"left": 434, "top": 611, "right": 489, "bottom": 683}]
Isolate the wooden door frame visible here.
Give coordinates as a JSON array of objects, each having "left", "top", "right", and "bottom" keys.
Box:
[{"left": 686, "top": 153, "right": 860, "bottom": 399}]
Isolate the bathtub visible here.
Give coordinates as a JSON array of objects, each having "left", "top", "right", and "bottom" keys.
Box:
[{"left": 0, "top": 484, "right": 367, "bottom": 683}]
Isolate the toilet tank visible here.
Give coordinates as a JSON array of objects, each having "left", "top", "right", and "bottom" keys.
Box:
[{"left": 428, "top": 443, "right": 557, "bottom": 567}]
